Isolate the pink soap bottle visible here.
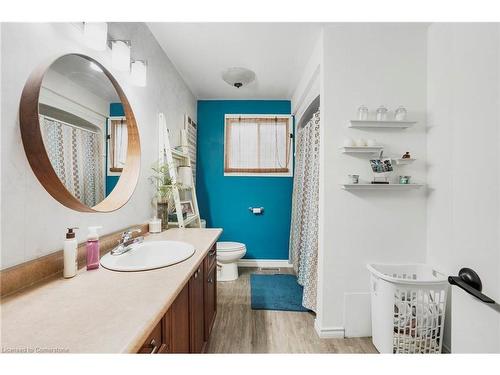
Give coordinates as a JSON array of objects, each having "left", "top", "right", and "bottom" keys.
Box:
[{"left": 86, "top": 226, "right": 103, "bottom": 270}]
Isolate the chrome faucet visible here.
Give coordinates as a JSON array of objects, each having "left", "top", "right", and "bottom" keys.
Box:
[{"left": 110, "top": 228, "right": 144, "bottom": 256}]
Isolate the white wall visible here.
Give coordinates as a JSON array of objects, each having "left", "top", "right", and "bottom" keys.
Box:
[
  {"left": 40, "top": 68, "right": 110, "bottom": 127},
  {"left": 427, "top": 23, "right": 500, "bottom": 353},
  {"left": 0, "top": 23, "right": 196, "bottom": 269},
  {"left": 291, "top": 33, "right": 322, "bottom": 125},
  {"left": 317, "top": 23, "right": 428, "bottom": 337}
]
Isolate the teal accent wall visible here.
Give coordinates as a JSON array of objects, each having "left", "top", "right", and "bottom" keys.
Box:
[
  {"left": 197, "top": 100, "right": 293, "bottom": 260},
  {"left": 105, "top": 103, "right": 125, "bottom": 196},
  {"left": 110, "top": 103, "right": 125, "bottom": 117}
]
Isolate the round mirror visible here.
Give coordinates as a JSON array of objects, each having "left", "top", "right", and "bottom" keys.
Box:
[{"left": 19, "top": 54, "right": 140, "bottom": 212}]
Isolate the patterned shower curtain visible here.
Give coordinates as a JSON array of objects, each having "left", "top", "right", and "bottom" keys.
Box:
[
  {"left": 41, "top": 116, "right": 104, "bottom": 207},
  {"left": 289, "top": 110, "right": 320, "bottom": 311}
]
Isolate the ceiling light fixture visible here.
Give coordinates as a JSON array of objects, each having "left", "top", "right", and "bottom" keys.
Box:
[
  {"left": 111, "top": 40, "right": 131, "bottom": 72},
  {"left": 83, "top": 22, "right": 108, "bottom": 51},
  {"left": 222, "top": 67, "right": 256, "bottom": 88},
  {"left": 131, "top": 60, "right": 147, "bottom": 87}
]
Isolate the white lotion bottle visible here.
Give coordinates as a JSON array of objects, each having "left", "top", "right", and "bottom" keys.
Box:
[{"left": 63, "top": 227, "right": 78, "bottom": 278}]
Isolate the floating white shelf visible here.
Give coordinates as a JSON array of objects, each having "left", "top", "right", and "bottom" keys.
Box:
[
  {"left": 340, "top": 146, "right": 384, "bottom": 154},
  {"left": 341, "top": 183, "right": 424, "bottom": 190},
  {"left": 349, "top": 120, "right": 417, "bottom": 129},
  {"left": 392, "top": 158, "right": 416, "bottom": 165}
]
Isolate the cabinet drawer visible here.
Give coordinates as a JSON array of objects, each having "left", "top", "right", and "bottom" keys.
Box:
[
  {"left": 137, "top": 321, "right": 163, "bottom": 354},
  {"left": 205, "top": 244, "right": 217, "bottom": 273}
]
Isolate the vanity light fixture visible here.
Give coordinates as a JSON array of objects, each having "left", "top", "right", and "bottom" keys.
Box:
[
  {"left": 130, "top": 60, "right": 147, "bottom": 87},
  {"left": 111, "top": 40, "right": 131, "bottom": 72},
  {"left": 83, "top": 22, "right": 108, "bottom": 51}
]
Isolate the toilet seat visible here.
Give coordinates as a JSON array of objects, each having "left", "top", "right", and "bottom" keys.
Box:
[{"left": 217, "top": 241, "right": 246, "bottom": 253}]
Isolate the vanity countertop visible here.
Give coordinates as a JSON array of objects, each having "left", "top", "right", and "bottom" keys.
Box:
[{"left": 0, "top": 228, "right": 222, "bottom": 353}]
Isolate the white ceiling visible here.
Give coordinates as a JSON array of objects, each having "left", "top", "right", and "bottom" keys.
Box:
[
  {"left": 49, "top": 54, "right": 120, "bottom": 103},
  {"left": 148, "top": 23, "right": 322, "bottom": 100}
]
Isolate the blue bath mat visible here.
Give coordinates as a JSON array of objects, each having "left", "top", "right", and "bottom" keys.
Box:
[{"left": 250, "top": 274, "right": 309, "bottom": 312}]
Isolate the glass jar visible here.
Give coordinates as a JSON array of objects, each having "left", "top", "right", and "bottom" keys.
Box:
[
  {"left": 395, "top": 106, "right": 407, "bottom": 121},
  {"left": 156, "top": 198, "right": 169, "bottom": 230},
  {"left": 376, "top": 105, "right": 388, "bottom": 121},
  {"left": 399, "top": 176, "right": 411, "bottom": 184},
  {"left": 357, "top": 105, "right": 369, "bottom": 120}
]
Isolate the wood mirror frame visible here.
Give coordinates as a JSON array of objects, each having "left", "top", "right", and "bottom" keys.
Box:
[{"left": 19, "top": 53, "right": 141, "bottom": 213}]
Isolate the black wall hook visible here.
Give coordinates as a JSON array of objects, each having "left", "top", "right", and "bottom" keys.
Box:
[{"left": 448, "top": 268, "right": 495, "bottom": 304}]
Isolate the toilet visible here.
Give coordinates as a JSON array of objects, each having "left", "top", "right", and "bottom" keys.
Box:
[{"left": 216, "top": 242, "right": 246, "bottom": 281}]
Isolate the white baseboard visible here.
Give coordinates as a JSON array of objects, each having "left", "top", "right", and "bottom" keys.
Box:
[
  {"left": 314, "top": 319, "right": 345, "bottom": 339},
  {"left": 237, "top": 259, "right": 293, "bottom": 268}
]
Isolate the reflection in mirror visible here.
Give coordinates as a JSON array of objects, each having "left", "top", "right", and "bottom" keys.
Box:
[{"left": 38, "top": 55, "right": 127, "bottom": 207}]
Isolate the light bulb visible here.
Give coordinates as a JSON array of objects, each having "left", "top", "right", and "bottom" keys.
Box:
[
  {"left": 131, "top": 60, "right": 147, "bottom": 87},
  {"left": 111, "top": 40, "right": 131, "bottom": 72},
  {"left": 83, "top": 22, "right": 108, "bottom": 51}
]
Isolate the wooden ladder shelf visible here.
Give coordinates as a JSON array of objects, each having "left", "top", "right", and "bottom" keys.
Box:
[{"left": 158, "top": 113, "right": 201, "bottom": 228}]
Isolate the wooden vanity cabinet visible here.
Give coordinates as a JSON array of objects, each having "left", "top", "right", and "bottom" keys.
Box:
[
  {"left": 206, "top": 244, "right": 217, "bottom": 272},
  {"left": 137, "top": 246, "right": 218, "bottom": 354},
  {"left": 161, "top": 310, "right": 171, "bottom": 353},
  {"left": 137, "top": 320, "right": 165, "bottom": 354},
  {"left": 204, "top": 250, "right": 217, "bottom": 341},
  {"left": 189, "top": 265, "right": 205, "bottom": 353},
  {"left": 169, "top": 283, "right": 190, "bottom": 353}
]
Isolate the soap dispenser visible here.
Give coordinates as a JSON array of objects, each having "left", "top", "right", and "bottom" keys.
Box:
[
  {"left": 86, "top": 226, "right": 103, "bottom": 270},
  {"left": 63, "top": 227, "right": 79, "bottom": 278}
]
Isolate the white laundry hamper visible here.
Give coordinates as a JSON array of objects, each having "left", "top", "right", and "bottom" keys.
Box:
[{"left": 367, "top": 263, "right": 449, "bottom": 354}]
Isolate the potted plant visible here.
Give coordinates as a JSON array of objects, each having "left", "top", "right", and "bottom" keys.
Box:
[{"left": 150, "top": 162, "right": 184, "bottom": 230}]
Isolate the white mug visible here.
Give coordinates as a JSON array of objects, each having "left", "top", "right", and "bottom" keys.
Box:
[
  {"left": 343, "top": 138, "right": 355, "bottom": 147},
  {"left": 348, "top": 174, "right": 360, "bottom": 184}
]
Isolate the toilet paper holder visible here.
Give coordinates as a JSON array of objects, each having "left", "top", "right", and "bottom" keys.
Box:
[{"left": 248, "top": 207, "right": 264, "bottom": 214}]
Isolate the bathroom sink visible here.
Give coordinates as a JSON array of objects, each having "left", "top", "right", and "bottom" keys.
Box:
[{"left": 100, "top": 240, "right": 195, "bottom": 272}]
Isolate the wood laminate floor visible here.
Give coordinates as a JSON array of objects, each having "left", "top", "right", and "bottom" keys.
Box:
[{"left": 206, "top": 267, "right": 377, "bottom": 353}]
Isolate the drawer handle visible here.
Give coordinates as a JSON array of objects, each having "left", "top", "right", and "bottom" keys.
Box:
[
  {"left": 208, "top": 278, "right": 214, "bottom": 283},
  {"left": 149, "top": 338, "right": 159, "bottom": 354}
]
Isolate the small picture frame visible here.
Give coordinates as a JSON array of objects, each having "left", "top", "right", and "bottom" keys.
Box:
[
  {"left": 369, "top": 158, "right": 393, "bottom": 173},
  {"left": 369, "top": 157, "right": 393, "bottom": 184},
  {"left": 179, "top": 200, "right": 194, "bottom": 216}
]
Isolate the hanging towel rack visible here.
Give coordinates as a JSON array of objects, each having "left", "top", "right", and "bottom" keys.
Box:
[{"left": 448, "top": 268, "right": 495, "bottom": 304}]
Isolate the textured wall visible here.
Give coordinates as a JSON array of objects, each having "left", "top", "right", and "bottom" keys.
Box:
[
  {"left": 1, "top": 23, "right": 196, "bottom": 268},
  {"left": 197, "top": 100, "right": 292, "bottom": 260}
]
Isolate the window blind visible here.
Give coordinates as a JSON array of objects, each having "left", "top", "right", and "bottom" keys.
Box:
[
  {"left": 109, "top": 118, "right": 128, "bottom": 172},
  {"left": 224, "top": 116, "right": 291, "bottom": 174}
]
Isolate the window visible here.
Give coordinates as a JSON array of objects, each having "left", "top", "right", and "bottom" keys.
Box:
[
  {"left": 224, "top": 115, "right": 292, "bottom": 176},
  {"left": 107, "top": 116, "right": 128, "bottom": 173}
]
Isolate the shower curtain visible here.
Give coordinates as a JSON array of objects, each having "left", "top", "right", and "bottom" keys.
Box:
[
  {"left": 41, "top": 116, "right": 104, "bottom": 207},
  {"left": 289, "top": 109, "right": 320, "bottom": 312}
]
